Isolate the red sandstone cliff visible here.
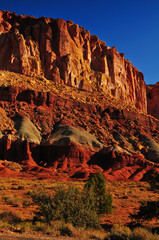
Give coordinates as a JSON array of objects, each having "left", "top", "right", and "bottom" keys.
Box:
[
  {"left": 0, "top": 11, "right": 147, "bottom": 113},
  {"left": 0, "top": 11, "right": 158, "bottom": 181}
]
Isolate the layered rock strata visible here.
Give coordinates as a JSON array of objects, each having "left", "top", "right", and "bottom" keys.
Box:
[
  {"left": 0, "top": 83, "right": 158, "bottom": 180},
  {"left": 0, "top": 121, "right": 158, "bottom": 181}
]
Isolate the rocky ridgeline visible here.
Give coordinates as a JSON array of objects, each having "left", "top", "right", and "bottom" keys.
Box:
[{"left": 0, "top": 10, "right": 147, "bottom": 113}]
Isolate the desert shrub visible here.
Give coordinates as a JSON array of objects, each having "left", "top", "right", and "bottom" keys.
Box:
[
  {"left": 0, "top": 212, "right": 22, "bottom": 224},
  {"left": 33, "top": 221, "right": 52, "bottom": 233},
  {"left": 29, "top": 185, "right": 100, "bottom": 228},
  {"left": 15, "top": 221, "right": 34, "bottom": 233},
  {"left": 132, "top": 227, "right": 158, "bottom": 240},
  {"left": 105, "top": 225, "right": 132, "bottom": 240},
  {"left": 84, "top": 171, "right": 112, "bottom": 214},
  {"left": 59, "top": 224, "right": 74, "bottom": 237},
  {"left": 29, "top": 190, "right": 54, "bottom": 223},
  {"left": 105, "top": 226, "right": 158, "bottom": 240}
]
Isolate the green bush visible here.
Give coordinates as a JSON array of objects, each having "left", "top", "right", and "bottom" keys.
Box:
[
  {"left": 29, "top": 190, "right": 54, "bottom": 223},
  {"left": 29, "top": 185, "right": 100, "bottom": 228},
  {"left": 84, "top": 171, "right": 112, "bottom": 214}
]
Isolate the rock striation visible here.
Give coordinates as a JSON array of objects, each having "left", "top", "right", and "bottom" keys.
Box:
[{"left": 0, "top": 11, "right": 147, "bottom": 113}]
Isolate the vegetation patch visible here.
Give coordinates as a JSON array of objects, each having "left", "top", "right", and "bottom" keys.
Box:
[
  {"left": 0, "top": 176, "right": 157, "bottom": 239},
  {"left": 29, "top": 171, "right": 112, "bottom": 229}
]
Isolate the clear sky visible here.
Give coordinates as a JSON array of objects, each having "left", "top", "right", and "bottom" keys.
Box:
[{"left": 1, "top": 0, "right": 159, "bottom": 85}]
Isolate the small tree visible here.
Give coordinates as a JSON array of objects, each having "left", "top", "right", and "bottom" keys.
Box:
[{"left": 84, "top": 171, "right": 112, "bottom": 214}]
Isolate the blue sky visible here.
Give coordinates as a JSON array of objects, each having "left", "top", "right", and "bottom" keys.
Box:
[{"left": 1, "top": 0, "right": 159, "bottom": 84}]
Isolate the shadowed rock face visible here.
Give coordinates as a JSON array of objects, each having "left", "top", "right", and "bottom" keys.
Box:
[
  {"left": 0, "top": 10, "right": 147, "bottom": 113},
  {"left": 147, "top": 82, "right": 159, "bottom": 119}
]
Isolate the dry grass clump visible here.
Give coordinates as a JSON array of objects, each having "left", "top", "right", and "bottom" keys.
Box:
[{"left": 105, "top": 225, "right": 158, "bottom": 240}]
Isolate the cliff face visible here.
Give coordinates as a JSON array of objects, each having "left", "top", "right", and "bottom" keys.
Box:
[{"left": 0, "top": 11, "right": 147, "bottom": 113}]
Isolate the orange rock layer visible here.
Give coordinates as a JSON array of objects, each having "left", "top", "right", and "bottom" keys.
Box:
[{"left": 0, "top": 11, "right": 147, "bottom": 113}]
